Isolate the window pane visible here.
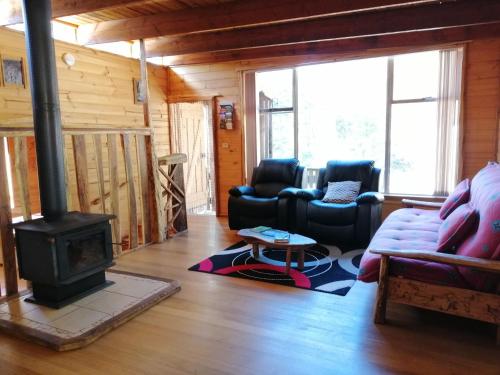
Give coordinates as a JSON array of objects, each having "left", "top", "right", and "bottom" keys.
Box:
[
  {"left": 270, "top": 112, "right": 294, "bottom": 159},
  {"left": 256, "top": 69, "right": 293, "bottom": 108},
  {"left": 297, "top": 58, "right": 387, "bottom": 173},
  {"left": 393, "top": 51, "right": 439, "bottom": 100},
  {"left": 389, "top": 102, "right": 438, "bottom": 195}
]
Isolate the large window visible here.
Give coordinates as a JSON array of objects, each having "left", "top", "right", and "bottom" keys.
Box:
[{"left": 254, "top": 49, "right": 463, "bottom": 196}]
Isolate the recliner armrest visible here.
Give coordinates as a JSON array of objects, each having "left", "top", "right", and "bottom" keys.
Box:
[
  {"left": 229, "top": 185, "right": 255, "bottom": 197},
  {"left": 356, "top": 192, "right": 385, "bottom": 204},
  {"left": 296, "top": 189, "right": 324, "bottom": 201},
  {"left": 278, "top": 187, "right": 301, "bottom": 198}
]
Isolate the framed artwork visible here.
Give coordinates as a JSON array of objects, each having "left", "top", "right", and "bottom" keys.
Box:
[
  {"left": 133, "top": 78, "right": 145, "bottom": 104},
  {"left": 2, "top": 57, "right": 25, "bottom": 87}
]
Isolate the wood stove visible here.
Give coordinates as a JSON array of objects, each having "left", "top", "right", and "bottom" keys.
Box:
[
  {"left": 14, "top": 212, "right": 115, "bottom": 308},
  {"left": 13, "top": 0, "right": 115, "bottom": 308}
]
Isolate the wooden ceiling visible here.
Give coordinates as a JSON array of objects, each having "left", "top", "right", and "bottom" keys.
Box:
[{"left": 1, "top": 0, "right": 499, "bottom": 65}]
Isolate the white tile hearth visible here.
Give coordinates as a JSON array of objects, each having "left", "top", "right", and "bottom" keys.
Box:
[{"left": 0, "top": 271, "right": 180, "bottom": 351}]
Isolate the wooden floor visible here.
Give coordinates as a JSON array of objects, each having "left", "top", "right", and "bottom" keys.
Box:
[{"left": 0, "top": 216, "right": 499, "bottom": 374}]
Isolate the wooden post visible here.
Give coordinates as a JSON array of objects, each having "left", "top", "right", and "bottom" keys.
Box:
[
  {"left": 139, "top": 38, "right": 164, "bottom": 243},
  {"left": 122, "top": 134, "right": 138, "bottom": 250},
  {"left": 72, "top": 135, "right": 90, "bottom": 212},
  {"left": 374, "top": 254, "right": 390, "bottom": 324},
  {"left": 93, "top": 134, "right": 106, "bottom": 213},
  {"left": 0, "top": 137, "right": 18, "bottom": 295}
]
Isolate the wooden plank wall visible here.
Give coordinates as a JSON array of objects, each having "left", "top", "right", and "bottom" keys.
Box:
[
  {"left": 462, "top": 38, "right": 500, "bottom": 177},
  {"left": 0, "top": 27, "right": 169, "bottom": 224},
  {"left": 168, "top": 38, "right": 500, "bottom": 217}
]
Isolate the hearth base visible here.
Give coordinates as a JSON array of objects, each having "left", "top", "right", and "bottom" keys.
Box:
[{"left": 26, "top": 271, "right": 114, "bottom": 309}]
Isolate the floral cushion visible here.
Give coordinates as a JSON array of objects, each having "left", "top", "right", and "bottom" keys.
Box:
[
  {"left": 439, "top": 179, "right": 470, "bottom": 219},
  {"left": 437, "top": 203, "right": 478, "bottom": 253}
]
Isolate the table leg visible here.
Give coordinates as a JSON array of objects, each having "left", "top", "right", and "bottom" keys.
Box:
[
  {"left": 285, "top": 248, "right": 292, "bottom": 274},
  {"left": 298, "top": 249, "right": 305, "bottom": 270},
  {"left": 252, "top": 243, "right": 259, "bottom": 258}
]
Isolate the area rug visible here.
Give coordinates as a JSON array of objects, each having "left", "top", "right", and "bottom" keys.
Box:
[{"left": 189, "top": 241, "right": 363, "bottom": 296}]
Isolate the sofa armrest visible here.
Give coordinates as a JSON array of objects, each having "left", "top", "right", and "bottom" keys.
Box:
[
  {"left": 278, "top": 187, "right": 301, "bottom": 198},
  {"left": 401, "top": 199, "right": 443, "bottom": 209},
  {"left": 356, "top": 192, "right": 385, "bottom": 204},
  {"left": 229, "top": 185, "right": 255, "bottom": 197},
  {"left": 296, "top": 188, "right": 324, "bottom": 201},
  {"left": 369, "top": 249, "right": 500, "bottom": 274}
]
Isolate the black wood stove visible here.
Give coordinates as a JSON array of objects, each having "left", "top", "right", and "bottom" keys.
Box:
[{"left": 13, "top": 0, "right": 114, "bottom": 308}]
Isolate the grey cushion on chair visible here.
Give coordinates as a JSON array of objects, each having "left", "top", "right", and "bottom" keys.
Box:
[{"left": 322, "top": 181, "right": 362, "bottom": 203}]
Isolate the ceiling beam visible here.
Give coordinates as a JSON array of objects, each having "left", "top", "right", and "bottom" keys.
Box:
[
  {"left": 0, "top": 0, "right": 149, "bottom": 26},
  {"left": 163, "top": 23, "right": 500, "bottom": 66},
  {"left": 145, "top": 0, "right": 500, "bottom": 57},
  {"left": 77, "top": 0, "right": 436, "bottom": 45}
]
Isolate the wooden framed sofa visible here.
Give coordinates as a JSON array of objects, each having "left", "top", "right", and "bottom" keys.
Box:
[{"left": 358, "top": 162, "right": 500, "bottom": 344}]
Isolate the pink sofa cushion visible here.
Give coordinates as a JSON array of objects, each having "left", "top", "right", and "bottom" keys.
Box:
[
  {"left": 455, "top": 163, "right": 500, "bottom": 290},
  {"left": 358, "top": 208, "right": 470, "bottom": 288},
  {"left": 437, "top": 203, "right": 478, "bottom": 253},
  {"left": 439, "top": 179, "right": 470, "bottom": 219}
]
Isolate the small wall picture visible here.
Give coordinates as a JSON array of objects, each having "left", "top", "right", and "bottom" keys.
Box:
[
  {"left": 133, "top": 78, "right": 145, "bottom": 104},
  {"left": 2, "top": 57, "right": 25, "bottom": 87},
  {"left": 219, "top": 104, "right": 234, "bottom": 130}
]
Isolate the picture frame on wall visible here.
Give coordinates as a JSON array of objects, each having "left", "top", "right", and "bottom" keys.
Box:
[
  {"left": 1, "top": 56, "right": 25, "bottom": 88},
  {"left": 133, "top": 78, "right": 146, "bottom": 104}
]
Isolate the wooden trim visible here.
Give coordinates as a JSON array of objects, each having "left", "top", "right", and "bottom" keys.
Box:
[
  {"left": 78, "top": 0, "right": 433, "bottom": 44},
  {"left": 0, "top": 128, "right": 152, "bottom": 137},
  {"left": 387, "top": 277, "right": 500, "bottom": 324},
  {"left": 369, "top": 249, "right": 500, "bottom": 273},
  {"left": 401, "top": 198, "right": 444, "bottom": 208},
  {"left": 145, "top": 1, "right": 500, "bottom": 56},
  {"left": 0, "top": 137, "right": 18, "bottom": 295},
  {"left": 212, "top": 96, "right": 221, "bottom": 216}
]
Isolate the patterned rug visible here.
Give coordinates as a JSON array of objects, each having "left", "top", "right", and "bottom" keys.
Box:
[{"left": 189, "top": 241, "right": 364, "bottom": 296}]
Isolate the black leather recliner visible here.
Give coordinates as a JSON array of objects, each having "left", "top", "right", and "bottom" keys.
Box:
[
  {"left": 228, "top": 159, "right": 304, "bottom": 230},
  {"left": 296, "top": 160, "right": 384, "bottom": 247}
]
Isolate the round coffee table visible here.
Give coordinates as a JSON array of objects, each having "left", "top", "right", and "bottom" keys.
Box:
[{"left": 237, "top": 229, "right": 317, "bottom": 274}]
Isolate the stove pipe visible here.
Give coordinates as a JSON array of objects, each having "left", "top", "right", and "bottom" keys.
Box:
[{"left": 22, "top": 0, "right": 67, "bottom": 221}]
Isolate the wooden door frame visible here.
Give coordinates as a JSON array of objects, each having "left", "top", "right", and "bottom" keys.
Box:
[{"left": 167, "top": 96, "right": 220, "bottom": 216}]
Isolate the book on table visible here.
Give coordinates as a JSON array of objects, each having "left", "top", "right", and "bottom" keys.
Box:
[{"left": 251, "top": 227, "right": 290, "bottom": 243}]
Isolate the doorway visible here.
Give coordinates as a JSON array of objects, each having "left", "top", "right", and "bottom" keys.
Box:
[{"left": 169, "top": 101, "right": 216, "bottom": 215}]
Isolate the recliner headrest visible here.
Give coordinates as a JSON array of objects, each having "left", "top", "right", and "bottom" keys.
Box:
[
  {"left": 323, "top": 160, "right": 374, "bottom": 191},
  {"left": 254, "top": 158, "right": 299, "bottom": 185}
]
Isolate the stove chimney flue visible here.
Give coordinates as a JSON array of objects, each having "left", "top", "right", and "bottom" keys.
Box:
[{"left": 22, "top": 0, "right": 67, "bottom": 221}]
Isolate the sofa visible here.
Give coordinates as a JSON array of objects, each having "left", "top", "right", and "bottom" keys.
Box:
[
  {"left": 358, "top": 162, "right": 500, "bottom": 343},
  {"left": 295, "top": 160, "right": 384, "bottom": 247},
  {"left": 228, "top": 158, "right": 304, "bottom": 230}
]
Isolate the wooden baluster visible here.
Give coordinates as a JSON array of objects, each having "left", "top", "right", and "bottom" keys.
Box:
[
  {"left": 14, "top": 137, "right": 31, "bottom": 220},
  {"left": 122, "top": 134, "right": 138, "bottom": 250},
  {"left": 0, "top": 137, "right": 18, "bottom": 295},
  {"left": 136, "top": 135, "right": 152, "bottom": 244},
  {"left": 107, "top": 134, "right": 122, "bottom": 256},
  {"left": 93, "top": 134, "right": 106, "bottom": 213},
  {"left": 72, "top": 135, "right": 90, "bottom": 212}
]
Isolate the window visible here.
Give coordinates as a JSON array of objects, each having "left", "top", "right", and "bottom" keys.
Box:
[{"left": 253, "top": 48, "right": 463, "bottom": 195}]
